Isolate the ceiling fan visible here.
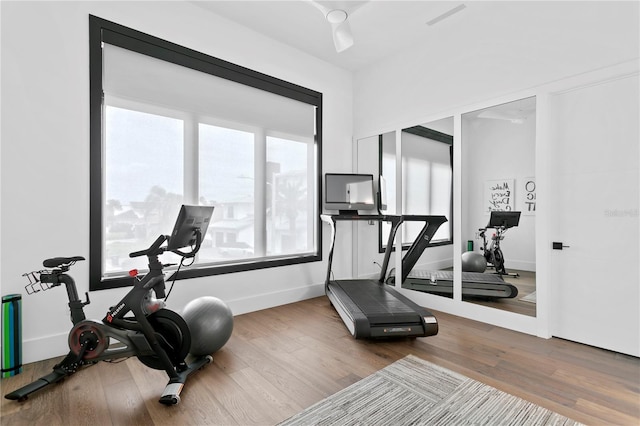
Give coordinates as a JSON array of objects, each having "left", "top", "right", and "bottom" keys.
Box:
[{"left": 307, "top": 1, "right": 369, "bottom": 53}]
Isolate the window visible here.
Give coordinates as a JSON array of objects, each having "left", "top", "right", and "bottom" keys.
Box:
[{"left": 90, "top": 16, "right": 322, "bottom": 290}]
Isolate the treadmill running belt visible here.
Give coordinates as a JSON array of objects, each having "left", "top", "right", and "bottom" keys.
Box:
[{"left": 331, "top": 280, "right": 420, "bottom": 324}]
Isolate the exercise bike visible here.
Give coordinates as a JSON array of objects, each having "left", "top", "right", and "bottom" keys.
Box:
[
  {"left": 479, "top": 211, "right": 521, "bottom": 278},
  {"left": 5, "top": 205, "right": 214, "bottom": 405}
]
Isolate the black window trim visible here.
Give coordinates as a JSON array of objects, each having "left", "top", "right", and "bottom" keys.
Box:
[{"left": 89, "top": 15, "right": 323, "bottom": 290}]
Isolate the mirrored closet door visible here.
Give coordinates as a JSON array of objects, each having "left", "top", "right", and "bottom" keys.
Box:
[
  {"left": 391, "top": 118, "right": 454, "bottom": 300},
  {"left": 355, "top": 119, "right": 455, "bottom": 300},
  {"left": 461, "top": 97, "right": 537, "bottom": 317}
]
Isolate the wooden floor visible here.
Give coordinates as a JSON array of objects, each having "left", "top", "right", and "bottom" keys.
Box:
[{"left": 2, "top": 296, "right": 638, "bottom": 425}]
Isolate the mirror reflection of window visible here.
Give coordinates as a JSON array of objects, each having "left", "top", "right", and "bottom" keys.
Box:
[
  {"left": 401, "top": 129, "right": 453, "bottom": 243},
  {"left": 380, "top": 123, "right": 453, "bottom": 249},
  {"left": 373, "top": 120, "right": 455, "bottom": 300}
]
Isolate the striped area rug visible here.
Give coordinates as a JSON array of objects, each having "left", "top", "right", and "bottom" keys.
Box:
[{"left": 279, "top": 355, "right": 581, "bottom": 425}]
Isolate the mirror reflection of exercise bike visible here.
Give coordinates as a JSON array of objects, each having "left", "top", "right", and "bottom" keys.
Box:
[
  {"left": 5, "top": 205, "right": 217, "bottom": 405},
  {"left": 479, "top": 211, "right": 521, "bottom": 278}
]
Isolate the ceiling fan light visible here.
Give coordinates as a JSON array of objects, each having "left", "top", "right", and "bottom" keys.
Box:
[{"left": 326, "top": 9, "right": 348, "bottom": 24}]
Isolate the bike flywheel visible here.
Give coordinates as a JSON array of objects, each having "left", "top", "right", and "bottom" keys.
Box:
[{"left": 137, "top": 309, "right": 191, "bottom": 370}]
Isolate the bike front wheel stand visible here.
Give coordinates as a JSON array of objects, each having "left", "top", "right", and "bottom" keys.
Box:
[{"left": 159, "top": 354, "right": 213, "bottom": 405}]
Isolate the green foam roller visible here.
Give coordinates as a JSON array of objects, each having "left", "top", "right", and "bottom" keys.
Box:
[{"left": 2, "top": 294, "right": 22, "bottom": 378}]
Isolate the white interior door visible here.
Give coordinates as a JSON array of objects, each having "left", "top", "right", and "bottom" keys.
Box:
[{"left": 549, "top": 73, "right": 639, "bottom": 357}]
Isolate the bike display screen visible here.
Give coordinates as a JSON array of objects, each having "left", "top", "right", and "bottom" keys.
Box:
[{"left": 166, "top": 205, "right": 214, "bottom": 251}]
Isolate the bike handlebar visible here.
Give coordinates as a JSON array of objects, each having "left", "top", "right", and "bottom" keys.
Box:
[{"left": 129, "top": 235, "right": 168, "bottom": 258}]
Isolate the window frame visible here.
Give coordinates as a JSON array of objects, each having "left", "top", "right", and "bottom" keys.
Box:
[{"left": 89, "top": 15, "right": 323, "bottom": 290}]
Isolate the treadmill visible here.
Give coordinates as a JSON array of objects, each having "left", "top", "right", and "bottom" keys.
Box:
[
  {"left": 321, "top": 214, "right": 447, "bottom": 339},
  {"left": 387, "top": 270, "right": 519, "bottom": 299}
]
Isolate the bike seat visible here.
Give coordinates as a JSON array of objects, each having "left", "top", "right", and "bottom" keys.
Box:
[{"left": 43, "top": 256, "right": 85, "bottom": 268}]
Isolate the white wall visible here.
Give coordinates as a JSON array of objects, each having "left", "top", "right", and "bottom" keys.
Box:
[
  {"left": 0, "top": 1, "right": 353, "bottom": 363},
  {"left": 354, "top": 2, "right": 640, "bottom": 138}
]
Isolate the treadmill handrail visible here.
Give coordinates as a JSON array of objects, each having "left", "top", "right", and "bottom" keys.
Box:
[
  {"left": 320, "top": 214, "right": 403, "bottom": 289},
  {"left": 320, "top": 214, "right": 447, "bottom": 288}
]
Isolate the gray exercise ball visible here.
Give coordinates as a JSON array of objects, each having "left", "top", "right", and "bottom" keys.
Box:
[
  {"left": 182, "top": 296, "right": 234, "bottom": 356},
  {"left": 461, "top": 251, "right": 487, "bottom": 273}
]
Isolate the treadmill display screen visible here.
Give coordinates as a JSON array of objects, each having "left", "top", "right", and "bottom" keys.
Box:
[{"left": 324, "top": 173, "right": 375, "bottom": 214}]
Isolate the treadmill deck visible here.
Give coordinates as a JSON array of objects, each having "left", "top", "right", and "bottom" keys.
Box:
[{"left": 327, "top": 279, "right": 438, "bottom": 339}]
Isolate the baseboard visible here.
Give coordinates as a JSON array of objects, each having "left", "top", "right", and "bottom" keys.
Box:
[
  {"left": 503, "top": 260, "right": 536, "bottom": 272},
  {"left": 21, "top": 332, "right": 70, "bottom": 364},
  {"left": 16, "top": 283, "right": 326, "bottom": 364},
  {"left": 226, "top": 282, "right": 325, "bottom": 316}
]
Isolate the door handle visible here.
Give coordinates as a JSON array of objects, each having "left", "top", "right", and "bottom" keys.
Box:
[{"left": 552, "top": 242, "right": 570, "bottom": 250}]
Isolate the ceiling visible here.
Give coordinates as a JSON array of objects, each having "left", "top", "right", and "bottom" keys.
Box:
[
  {"left": 191, "top": 1, "right": 480, "bottom": 71},
  {"left": 190, "top": 1, "right": 639, "bottom": 73}
]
